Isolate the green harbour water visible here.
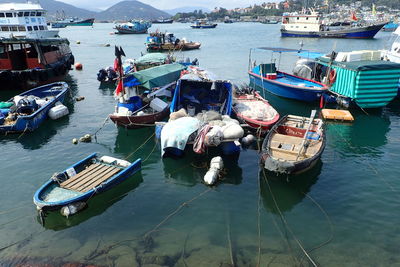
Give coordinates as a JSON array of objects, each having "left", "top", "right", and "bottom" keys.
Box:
[{"left": 1, "top": 23, "right": 400, "bottom": 266}]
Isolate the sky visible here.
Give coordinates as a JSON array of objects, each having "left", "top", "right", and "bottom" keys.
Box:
[{"left": 58, "top": 0, "right": 270, "bottom": 11}]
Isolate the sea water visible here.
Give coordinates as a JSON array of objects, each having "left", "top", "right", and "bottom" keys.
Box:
[{"left": 0, "top": 23, "right": 399, "bottom": 266}]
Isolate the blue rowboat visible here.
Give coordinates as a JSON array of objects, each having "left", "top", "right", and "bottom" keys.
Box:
[
  {"left": 248, "top": 63, "right": 328, "bottom": 102},
  {"left": 0, "top": 82, "right": 69, "bottom": 134},
  {"left": 33, "top": 153, "right": 141, "bottom": 211}
]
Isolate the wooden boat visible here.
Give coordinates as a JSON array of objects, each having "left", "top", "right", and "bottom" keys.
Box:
[
  {"left": 233, "top": 91, "right": 279, "bottom": 132},
  {"left": 110, "top": 103, "right": 170, "bottom": 129},
  {"left": 248, "top": 47, "right": 328, "bottom": 102},
  {"left": 110, "top": 64, "right": 185, "bottom": 129},
  {"left": 114, "top": 20, "right": 151, "bottom": 34},
  {"left": 260, "top": 112, "right": 326, "bottom": 174},
  {"left": 33, "top": 153, "right": 141, "bottom": 211},
  {"left": 152, "top": 18, "right": 173, "bottom": 24},
  {"left": 190, "top": 20, "right": 217, "bottom": 29},
  {"left": 146, "top": 32, "right": 201, "bottom": 52},
  {"left": 0, "top": 82, "right": 69, "bottom": 134}
]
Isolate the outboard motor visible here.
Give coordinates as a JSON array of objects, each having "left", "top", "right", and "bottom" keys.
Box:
[
  {"left": 292, "top": 59, "right": 328, "bottom": 82},
  {"left": 97, "top": 68, "right": 107, "bottom": 82},
  {"left": 107, "top": 67, "right": 117, "bottom": 81}
]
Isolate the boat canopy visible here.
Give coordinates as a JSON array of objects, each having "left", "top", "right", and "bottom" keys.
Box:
[
  {"left": 135, "top": 53, "right": 168, "bottom": 66},
  {"left": 125, "top": 63, "right": 185, "bottom": 90},
  {"left": 297, "top": 51, "right": 324, "bottom": 59},
  {"left": 316, "top": 57, "right": 400, "bottom": 71}
]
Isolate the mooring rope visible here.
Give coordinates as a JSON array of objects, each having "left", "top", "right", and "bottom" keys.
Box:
[
  {"left": 124, "top": 132, "right": 155, "bottom": 161},
  {"left": 261, "top": 169, "right": 318, "bottom": 267}
]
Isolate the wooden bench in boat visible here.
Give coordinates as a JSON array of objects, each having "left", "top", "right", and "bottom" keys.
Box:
[
  {"left": 60, "top": 163, "right": 121, "bottom": 192},
  {"left": 270, "top": 133, "right": 322, "bottom": 160}
]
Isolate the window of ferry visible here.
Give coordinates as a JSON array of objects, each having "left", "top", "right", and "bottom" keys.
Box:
[
  {"left": 5, "top": 13, "right": 13, "bottom": 17},
  {"left": 0, "top": 46, "right": 7, "bottom": 59},
  {"left": 24, "top": 12, "right": 30, "bottom": 16},
  {"left": 18, "top": 26, "right": 26, "bottom": 31},
  {"left": 10, "top": 26, "right": 18, "bottom": 31},
  {"left": 30, "top": 12, "right": 36, "bottom": 16},
  {"left": 39, "top": 26, "right": 44, "bottom": 30},
  {"left": 1, "top": 26, "right": 9, "bottom": 31},
  {"left": 18, "top": 12, "right": 23, "bottom": 17},
  {"left": 33, "top": 26, "right": 38, "bottom": 31},
  {"left": 0, "top": 13, "right": 4, "bottom": 18},
  {"left": 36, "top": 12, "right": 42, "bottom": 16},
  {"left": 27, "top": 26, "right": 32, "bottom": 31}
]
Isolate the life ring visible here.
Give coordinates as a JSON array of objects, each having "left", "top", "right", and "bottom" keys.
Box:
[{"left": 328, "top": 69, "right": 336, "bottom": 84}]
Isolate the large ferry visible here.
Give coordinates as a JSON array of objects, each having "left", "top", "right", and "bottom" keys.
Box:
[
  {"left": 0, "top": 2, "right": 74, "bottom": 91},
  {"left": 280, "top": 10, "right": 386, "bottom": 39}
]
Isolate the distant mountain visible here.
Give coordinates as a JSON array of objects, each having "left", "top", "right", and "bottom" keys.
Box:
[
  {"left": 164, "top": 6, "right": 211, "bottom": 15},
  {"left": 0, "top": 0, "right": 95, "bottom": 19},
  {"left": 0, "top": 0, "right": 171, "bottom": 21},
  {"left": 96, "top": 0, "right": 171, "bottom": 20}
]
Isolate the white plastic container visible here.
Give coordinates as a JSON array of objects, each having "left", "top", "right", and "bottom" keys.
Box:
[
  {"left": 346, "top": 51, "right": 363, "bottom": 62},
  {"left": 187, "top": 105, "right": 196, "bottom": 116},
  {"left": 150, "top": 97, "right": 168, "bottom": 112},
  {"left": 48, "top": 104, "right": 69, "bottom": 120}
]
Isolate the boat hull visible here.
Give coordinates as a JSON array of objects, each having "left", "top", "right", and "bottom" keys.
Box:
[
  {"left": 190, "top": 24, "right": 217, "bottom": 29},
  {"left": 116, "top": 28, "right": 148, "bottom": 34},
  {"left": 110, "top": 105, "right": 170, "bottom": 129},
  {"left": 0, "top": 82, "right": 69, "bottom": 134},
  {"left": 260, "top": 115, "right": 326, "bottom": 175},
  {"left": 33, "top": 153, "right": 142, "bottom": 210},
  {"left": 233, "top": 92, "right": 279, "bottom": 131},
  {"left": 248, "top": 70, "right": 327, "bottom": 102},
  {"left": 281, "top": 23, "right": 386, "bottom": 38}
]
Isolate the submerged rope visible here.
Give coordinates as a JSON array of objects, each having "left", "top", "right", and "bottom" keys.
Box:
[
  {"left": 144, "top": 188, "right": 212, "bottom": 239},
  {"left": 261, "top": 169, "right": 318, "bottom": 267}
]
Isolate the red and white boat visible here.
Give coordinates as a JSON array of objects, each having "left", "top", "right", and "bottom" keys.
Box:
[{"left": 233, "top": 91, "right": 279, "bottom": 132}]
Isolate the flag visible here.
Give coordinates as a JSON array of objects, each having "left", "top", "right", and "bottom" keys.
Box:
[
  {"left": 351, "top": 12, "right": 358, "bottom": 21},
  {"left": 115, "top": 79, "right": 124, "bottom": 96},
  {"left": 119, "top": 46, "right": 126, "bottom": 57}
]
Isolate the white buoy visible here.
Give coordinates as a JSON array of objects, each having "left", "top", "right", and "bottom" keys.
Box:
[
  {"left": 60, "top": 202, "right": 87, "bottom": 217},
  {"left": 203, "top": 156, "right": 224, "bottom": 186}
]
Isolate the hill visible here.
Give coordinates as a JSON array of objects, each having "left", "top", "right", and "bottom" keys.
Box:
[
  {"left": 96, "top": 0, "right": 171, "bottom": 20},
  {"left": 164, "top": 6, "right": 211, "bottom": 15},
  {"left": 0, "top": 0, "right": 96, "bottom": 19}
]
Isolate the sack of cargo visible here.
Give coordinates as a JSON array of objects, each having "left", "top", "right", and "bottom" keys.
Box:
[{"left": 221, "top": 123, "right": 244, "bottom": 139}]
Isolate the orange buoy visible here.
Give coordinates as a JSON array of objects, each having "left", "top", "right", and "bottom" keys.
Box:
[{"left": 74, "top": 62, "right": 83, "bottom": 70}]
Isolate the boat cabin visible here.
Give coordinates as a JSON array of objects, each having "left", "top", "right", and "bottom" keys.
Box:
[
  {"left": 0, "top": 39, "right": 71, "bottom": 70},
  {"left": 281, "top": 10, "right": 322, "bottom": 32}
]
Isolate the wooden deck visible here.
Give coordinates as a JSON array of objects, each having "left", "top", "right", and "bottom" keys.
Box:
[{"left": 60, "top": 163, "right": 121, "bottom": 192}]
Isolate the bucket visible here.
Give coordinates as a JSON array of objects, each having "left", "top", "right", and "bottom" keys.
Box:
[{"left": 187, "top": 104, "right": 195, "bottom": 116}]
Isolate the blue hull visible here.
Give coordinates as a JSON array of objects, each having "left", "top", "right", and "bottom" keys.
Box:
[
  {"left": 249, "top": 71, "right": 326, "bottom": 102},
  {"left": 281, "top": 23, "right": 385, "bottom": 39},
  {"left": 0, "top": 82, "right": 69, "bottom": 133},
  {"left": 33, "top": 153, "right": 142, "bottom": 210}
]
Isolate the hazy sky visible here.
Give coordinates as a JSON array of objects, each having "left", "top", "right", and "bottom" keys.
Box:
[{"left": 58, "top": 0, "right": 269, "bottom": 11}]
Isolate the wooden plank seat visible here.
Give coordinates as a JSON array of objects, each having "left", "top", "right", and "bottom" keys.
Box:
[
  {"left": 61, "top": 163, "right": 121, "bottom": 192},
  {"left": 270, "top": 133, "right": 322, "bottom": 159}
]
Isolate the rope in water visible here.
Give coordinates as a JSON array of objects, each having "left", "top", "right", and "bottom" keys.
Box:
[
  {"left": 261, "top": 168, "right": 318, "bottom": 267},
  {"left": 143, "top": 188, "right": 212, "bottom": 239}
]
